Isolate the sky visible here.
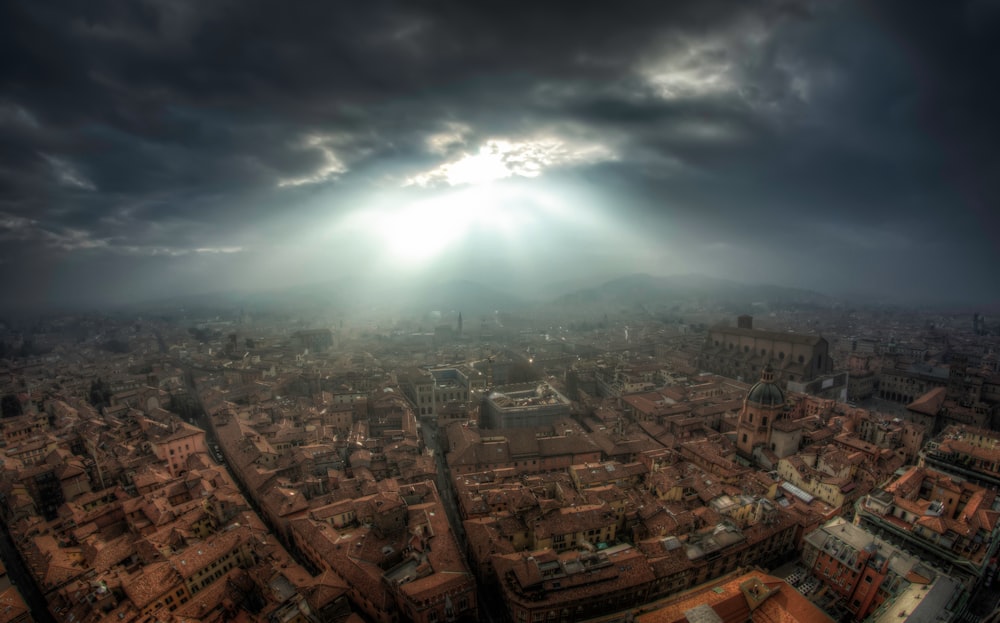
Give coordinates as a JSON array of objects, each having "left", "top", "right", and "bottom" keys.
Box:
[{"left": 1, "top": 0, "right": 999, "bottom": 310}]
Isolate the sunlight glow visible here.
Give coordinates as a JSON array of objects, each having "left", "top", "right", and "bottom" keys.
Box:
[
  {"left": 337, "top": 181, "right": 571, "bottom": 265},
  {"left": 407, "top": 136, "right": 615, "bottom": 188}
]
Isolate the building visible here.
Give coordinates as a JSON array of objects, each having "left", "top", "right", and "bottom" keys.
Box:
[
  {"left": 847, "top": 353, "right": 878, "bottom": 402},
  {"left": 854, "top": 411, "right": 925, "bottom": 463},
  {"left": 0, "top": 561, "right": 33, "bottom": 623},
  {"left": 855, "top": 465, "right": 1000, "bottom": 610},
  {"left": 786, "top": 371, "right": 849, "bottom": 403},
  {"left": 802, "top": 517, "right": 961, "bottom": 622},
  {"left": 920, "top": 424, "right": 1000, "bottom": 489},
  {"left": 736, "top": 365, "right": 798, "bottom": 460},
  {"left": 444, "top": 421, "right": 602, "bottom": 476},
  {"left": 777, "top": 453, "right": 858, "bottom": 514},
  {"left": 399, "top": 366, "right": 486, "bottom": 419},
  {"left": 878, "top": 363, "right": 949, "bottom": 405},
  {"left": 700, "top": 316, "right": 833, "bottom": 384},
  {"left": 481, "top": 382, "right": 572, "bottom": 430},
  {"left": 493, "top": 546, "right": 655, "bottom": 623},
  {"left": 636, "top": 569, "right": 833, "bottom": 623},
  {"left": 290, "top": 482, "right": 477, "bottom": 623},
  {"left": 144, "top": 416, "right": 209, "bottom": 477}
]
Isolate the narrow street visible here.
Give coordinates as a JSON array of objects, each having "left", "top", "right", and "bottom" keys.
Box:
[
  {"left": 423, "top": 421, "right": 465, "bottom": 545},
  {"left": 421, "top": 420, "right": 506, "bottom": 623}
]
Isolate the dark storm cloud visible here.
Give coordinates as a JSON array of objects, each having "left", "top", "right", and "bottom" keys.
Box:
[
  {"left": 865, "top": 1, "right": 1000, "bottom": 231},
  {"left": 0, "top": 0, "right": 998, "bottom": 307}
]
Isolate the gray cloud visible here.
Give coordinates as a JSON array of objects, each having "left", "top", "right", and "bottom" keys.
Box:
[{"left": 1, "top": 0, "right": 998, "bottom": 308}]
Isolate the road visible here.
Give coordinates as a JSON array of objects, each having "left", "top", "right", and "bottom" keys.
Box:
[
  {"left": 423, "top": 421, "right": 465, "bottom": 544},
  {"left": 421, "top": 419, "right": 506, "bottom": 623}
]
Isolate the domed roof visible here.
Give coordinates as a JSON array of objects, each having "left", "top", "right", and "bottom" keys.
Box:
[
  {"left": 746, "top": 365, "right": 784, "bottom": 406},
  {"left": 746, "top": 381, "right": 784, "bottom": 406}
]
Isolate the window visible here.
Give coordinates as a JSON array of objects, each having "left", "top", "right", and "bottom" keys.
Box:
[
  {"left": 779, "top": 352, "right": 785, "bottom": 360},
  {"left": 742, "top": 434, "right": 748, "bottom": 443},
  {"left": 798, "top": 355, "right": 805, "bottom": 363},
  {"left": 762, "top": 417, "right": 768, "bottom": 427}
]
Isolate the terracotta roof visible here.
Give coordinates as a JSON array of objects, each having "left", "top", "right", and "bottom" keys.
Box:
[
  {"left": 709, "top": 326, "right": 826, "bottom": 346},
  {"left": 637, "top": 570, "right": 833, "bottom": 623},
  {"left": 906, "top": 387, "right": 947, "bottom": 416},
  {"left": 123, "top": 561, "right": 182, "bottom": 609},
  {"left": 0, "top": 587, "right": 30, "bottom": 623}
]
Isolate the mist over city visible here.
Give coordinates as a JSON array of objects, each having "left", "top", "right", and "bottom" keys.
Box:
[{"left": 2, "top": 3, "right": 1000, "bottom": 623}]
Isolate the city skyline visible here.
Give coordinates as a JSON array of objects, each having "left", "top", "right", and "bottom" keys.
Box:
[{"left": 2, "top": 1, "right": 999, "bottom": 309}]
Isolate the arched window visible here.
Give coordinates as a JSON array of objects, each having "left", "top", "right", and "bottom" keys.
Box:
[
  {"left": 779, "top": 352, "right": 785, "bottom": 360},
  {"left": 762, "top": 416, "right": 768, "bottom": 427},
  {"left": 798, "top": 355, "right": 805, "bottom": 364}
]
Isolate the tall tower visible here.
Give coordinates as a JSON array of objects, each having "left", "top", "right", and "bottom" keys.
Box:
[
  {"left": 736, "top": 365, "right": 785, "bottom": 458},
  {"left": 458, "top": 312, "right": 463, "bottom": 336}
]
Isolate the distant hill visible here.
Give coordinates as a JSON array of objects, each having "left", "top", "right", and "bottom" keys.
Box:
[
  {"left": 378, "top": 279, "right": 528, "bottom": 315},
  {"left": 120, "top": 272, "right": 833, "bottom": 320},
  {"left": 120, "top": 276, "right": 528, "bottom": 317},
  {"left": 549, "top": 273, "right": 835, "bottom": 312}
]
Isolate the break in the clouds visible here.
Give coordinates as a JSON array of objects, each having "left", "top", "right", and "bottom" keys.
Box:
[
  {"left": 1, "top": 0, "right": 998, "bottom": 308},
  {"left": 406, "top": 134, "right": 617, "bottom": 187},
  {"left": 276, "top": 135, "right": 347, "bottom": 188}
]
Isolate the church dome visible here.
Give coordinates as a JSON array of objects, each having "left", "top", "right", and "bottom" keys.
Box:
[{"left": 746, "top": 365, "right": 784, "bottom": 406}]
